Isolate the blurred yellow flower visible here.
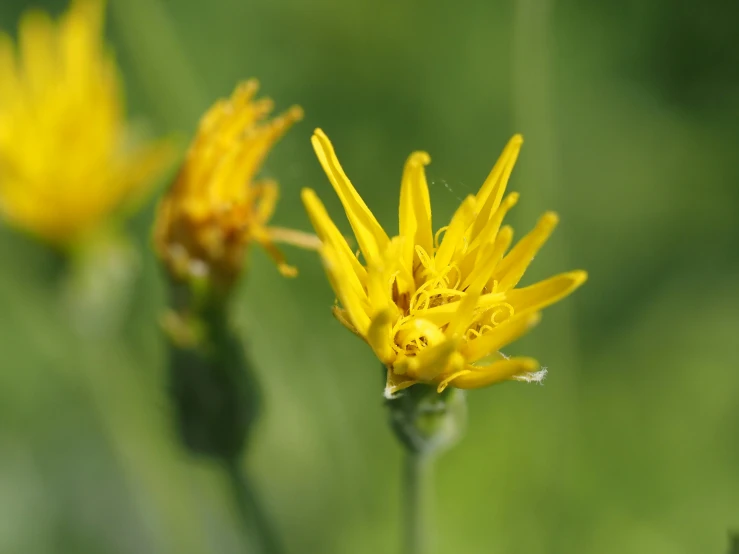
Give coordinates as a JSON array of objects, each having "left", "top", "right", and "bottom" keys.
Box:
[
  {"left": 303, "top": 129, "right": 588, "bottom": 397},
  {"left": 155, "top": 81, "right": 316, "bottom": 287},
  {"left": 0, "top": 0, "right": 173, "bottom": 246}
]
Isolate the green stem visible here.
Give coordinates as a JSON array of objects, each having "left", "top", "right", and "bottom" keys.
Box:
[
  {"left": 388, "top": 383, "right": 464, "bottom": 554},
  {"left": 226, "top": 458, "right": 284, "bottom": 554},
  {"left": 403, "top": 451, "right": 432, "bottom": 554}
]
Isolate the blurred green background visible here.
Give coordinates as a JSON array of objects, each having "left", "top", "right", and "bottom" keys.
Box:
[{"left": 1, "top": 0, "right": 738, "bottom": 553}]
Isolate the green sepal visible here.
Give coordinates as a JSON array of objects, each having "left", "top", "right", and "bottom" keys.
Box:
[{"left": 386, "top": 380, "right": 467, "bottom": 456}]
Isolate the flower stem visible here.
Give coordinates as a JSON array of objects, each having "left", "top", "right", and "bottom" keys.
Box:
[
  {"left": 403, "top": 450, "right": 431, "bottom": 554},
  {"left": 226, "top": 458, "right": 284, "bottom": 554},
  {"left": 387, "top": 383, "right": 465, "bottom": 554}
]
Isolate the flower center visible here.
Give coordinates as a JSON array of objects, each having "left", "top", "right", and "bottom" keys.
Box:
[{"left": 389, "top": 245, "right": 515, "bottom": 362}]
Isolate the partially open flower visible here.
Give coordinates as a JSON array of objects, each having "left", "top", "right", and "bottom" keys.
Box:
[
  {"left": 0, "top": 0, "right": 173, "bottom": 246},
  {"left": 302, "top": 129, "right": 587, "bottom": 397},
  {"left": 155, "top": 81, "right": 317, "bottom": 289}
]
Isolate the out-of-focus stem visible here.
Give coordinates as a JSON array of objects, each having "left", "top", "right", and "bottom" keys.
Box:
[
  {"left": 511, "top": 0, "right": 581, "bottom": 367},
  {"left": 403, "top": 451, "right": 432, "bottom": 554},
  {"left": 388, "top": 384, "right": 466, "bottom": 554},
  {"left": 512, "top": 0, "right": 557, "bottom": 214},
  {"left": 226, "top": 458, "right": 284, "bottom": 554}
]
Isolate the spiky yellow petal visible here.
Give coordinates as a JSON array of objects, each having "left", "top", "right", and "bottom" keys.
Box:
[
  {"left": 433, "top": 195, "right": 476, "bottom": 269},
  {"left": 451, "top": 357, "right": 540, "bottom": 389},
  {"left": 494, "top": 212, "right": 559, "bottom": 291},
  {"left": 367, "top": 309, "right": 397, "bottom": 365},
  {"left": 504, "top": 271, "right": 588, "bottom": 317},
  {"left": 321, "top": 244, "right": 371, "bottom": 335},
  {"left": 399, "top": 151, "right": 433, "bottom": 277},
  {"left": 311, "top": 129, "right": 390, "bottom": 266},
  {"left": 462, "top": 313, "right": 542, "bottom": 363},
  {"left": 470, "top": 134, "right": 523, "bottom": 242},
  {"left": 301, "top": 188, "right": 366, "bottom": 294}
]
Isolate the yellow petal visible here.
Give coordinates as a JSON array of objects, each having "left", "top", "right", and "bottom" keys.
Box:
[
  {"left": 428, "top": 352, "right": 467, "bottom": 391},
  {"left": 451, "top": 356, "right": 539, "bottom": 389},
  {"left": 392, "top": 352, "right": 419, "bottom": 376},
  {"left": 413, "top": 339, "right": 461, "bottom": 381},
  {"left": 399, "top": 151, "right": 433, "bottom": 274},
  {"left": 461, "top": 312, "right": 542, "bottom": 362},
  {"left": 311, "top": 129, "right": 390, "bottom": 265},
  {"left": 419, "top": 291, "right": 506, "bottom": 328},
  {"left": 437, "top": 368, "right": 472, "bottom": 393},
  {"left": 388, "top": 235, "right": 415, "bottom": 297},
  {"left": 60, "top": 0, "right": 108, "bottom": 94},
  {"left": 458, "top": 239, "right": 502, "bottom": 296},
  {"left": 251, "top": 179, "right": 280, "bottom": 222},
  {"left": 211, "top": 105, "right": 302, "bottom": 204},
  {"left": 366, "top": 262, "right": 390, "bottom": 315},
  {"left": 367, "top": 309, "right": 396, "bottom": 364},
  {"left": 395, "top": 317, "right": 446, "bottom": 352},
  {"left": 301, "top": 188, "right": 366, "bottom": 286},
  {"left": 447, "top": 246, "right": 512, "bottom": 336},
  {"left": 267, "top": 227, "right": 322, "bottom": 251},
  {"left": 445, "top": 286, "right": 480, "bottom": 339},
  {"left": 252, "top": 230, "right": 297, "bottom": 277},
  {"left": 321, "top": 245, "right": 371, "bottom": 335},
  {"left": 466, "top": 192, "right": 519, "bottom": 254},
  {"left": 485, "top": 225, "right": 514, "bottom": 291},
  {"left": 384, "top": 368, "right": 417, "bottom": 398},
  {"left": 504, "top": 271, "right": 588, "bottom": 317},
  {"left": 332, "top": 305, "right": 362, "bottom": 337},
  {"left": 470, "top": 134, "right": 523, "bottom": 242},
  {"left": 494, "top": 212, "right": 559, "bottom": 291},
  {"left": 434, "top": 195, "right": 476, "bottom": 268},
  {"left": 19, "top": 10, "right": 56, "bottom": 94},
  {"left": 395, "top": 337, "right": 460, "bottom": 381},
  {"left": 460, "top": 225, "right": 514, "bottom": 291}
]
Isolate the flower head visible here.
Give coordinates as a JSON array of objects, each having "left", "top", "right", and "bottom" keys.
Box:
[
  {"left": 155, "top": 81, "right": 315, "bottom": 288},
  {"left": 0, "top": 0, "right": 173, "bottom": 246},
  {"left": 302, "top": 129, "right": 587, "bottom": 397}
]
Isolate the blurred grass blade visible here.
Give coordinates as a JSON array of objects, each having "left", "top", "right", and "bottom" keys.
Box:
[{"left": 109, "top": 0, "right": 205, "bottom": 127}]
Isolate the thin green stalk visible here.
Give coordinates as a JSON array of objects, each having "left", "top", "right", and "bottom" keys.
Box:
[
  {"left": 226, "top": 458, "right": 284, "bottom": 554},
  {"left": 512, "top": 0, "right": 581, "bottom": 430},
  {"left": 388, "top": 384, "right": 465, "bottom": 554},
  {"left": 403, "top": 451, "right": 432, "bottom": 554}
]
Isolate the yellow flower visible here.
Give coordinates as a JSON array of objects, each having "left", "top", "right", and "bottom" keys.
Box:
[
  {"left": 0, "top": 0, "right": 173, "bottom": 246},
  {"left": 302, "top": 129, "right": 587, "bottom": 397},
  {"left": 155, "top": 81, "right": 317, "bottom": 287}
]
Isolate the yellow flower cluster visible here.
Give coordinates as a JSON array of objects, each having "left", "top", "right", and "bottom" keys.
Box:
[
  {"left": 302, "top": 130, "right": 587, "bottom": 396},
  {"left": 0, "top": 0, "right": 172, "bottom": 246},
  {"left": 154, "top": 80, "right": 316, "bottom": 288}
]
